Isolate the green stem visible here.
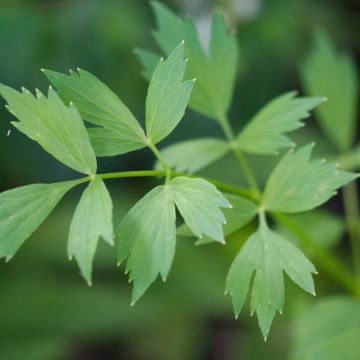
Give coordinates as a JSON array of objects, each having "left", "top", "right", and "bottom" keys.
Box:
[
  {"left": 343, "top": 182, "right": 360, "bottom": 282},
  {"left": 218, "top": 113, "right": 260, "bottom": 198},
  {"left": 273, "top": 212, "right": 360, "bottom": 297}
]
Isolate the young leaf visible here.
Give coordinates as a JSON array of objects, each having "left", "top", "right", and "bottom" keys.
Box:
[
  {"left": 236, "top": 92, "right": 324, "bottom": 155},
  {"left": 169, "top": 177, "right": 230, "bottom": 243},
  {"left": 263, "top": 144, "right": 358, "bottom": 213},
  {"left": 0, "top": 181, "right": 76, "bottom": 261},
  {"left": 68, "top": 177, "right": 113, "bottom": 285},
  {"left": 0, "top": 85, "right": 97, "bottom": 175},
  {"left": 155, "top": 138, "right": 229, "bottom": 173},
  {"left": 301, "top": 31, "right": 359, "bottom": 152},
  {"left": 43, "top": 68, "right": 147, "bottom": 156},
  {"left": 145, "top": 42, "right": 194, "bottom": 144},
  {"left": 116, "top": 186, "right": 176, "bottom": 304},
  {"left": 291, "top": 296, "right": 360, "bottom": 360},
  {"left": 178, "top": 193, "right": 257, "bottom": 245},
  {"left": 137, "top": 1, "right": 239, "bottom": 121},
  {"left": 226, "top": 214, "right": 316, "bottom": 339}
]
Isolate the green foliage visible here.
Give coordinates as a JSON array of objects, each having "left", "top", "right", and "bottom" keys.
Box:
[
  {"left": 263, "top": 144, "right": 357, "bottom": 213},
  {"left": 117, "top": 176, "right": 229, "bottom": 302},
  {"left": 237, "top": 92, "right": 324, "bottom": 155},
  {"left": 0, "top": 85, "right": 96, "bottom": 174},
  {"left": 170, "top": 177, "right": 230, "bottom": 244},
  {"left": 43, "top": 68, "right": 147, "bottom": 157},
  {"left": 226, "top": 213, "right": 316, "bottom": 339},
  {"left": 155, "top": 138, "right": 229, "bottom": 173},
  {"left": 145, "top": 42, "right": 194, "bottom": 143},
  {"left": 0, "top": 181, "right": 76, "bottom": 260},
  {"left": 117, "top": 185, "right": 176, "bottom": 304},
  {"left": 68, "top": 177, "right": 113, "bottom": 285},
  {"left": 291, "top": 296, "right": 360, "bottom": 360},
  {"left": 301, "top": 31, "right": 359, "bottom": 152},
  {"left": 178, "top": 193, "right": 257, "bottom": 245},
  {"left": 137, "top": 1, "right": 238, "bottom": 120}
]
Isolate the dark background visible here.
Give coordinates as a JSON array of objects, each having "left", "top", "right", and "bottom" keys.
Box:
[{"left": 0, "top": 0, "right": 359, "bottom": 359}]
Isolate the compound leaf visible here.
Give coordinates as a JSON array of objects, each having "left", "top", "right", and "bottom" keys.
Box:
[
  {"left": 43, "top": 68, "right": 147, "bottom": 156},
  {"left": 68, "top": 177, "right": 113, "bottom": 285},
  {"left": 237, "top": 92, "right": 324, "bottom": 155},
  {"left": 301, "top": 31, "right": 358, "bottom": 152},
  {"left": 169, "top": 177, "right": 230, "bottom": 243},
  {"left": 0, "top": 85, "right": 96, "bottom": 175},
  {"left": 116, "top": 186, "right": 176, "bottom": 304},
  {"left": 145, "top": 42, "right": 194, "bottom": 144},
  {"left": 0, "top": 181, "right": 77, "bottom": 261},
  {"left": 138, "top": 1, "right": 238, "bottom": 121},
  {"left": 178, "top": 193, "right": 257, "bottom": 245},
  {"left": 155, "top": 138, "right": 229, "bottom": 173},
  {"left": 263, "top": 144, "right": 358, "bottom": 213},
  {"left": 226, "top": 214, "right": 316, "bottom": 339},
  {"left": 291, "top": 296, "right": 360, "bottom": 360}
]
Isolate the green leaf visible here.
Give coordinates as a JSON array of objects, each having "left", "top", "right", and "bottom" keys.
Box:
[
  {"left": 137, "top": 1, "right": 238, "bottom": 121},
  {"left": 68, "top": 177, "right": 113, "bottom": 285},
  {"left": 43, "top": 68, "right": 147, "bottom": 156},
  {"left": 134, "top": 48, "right": 162, "bottom": 80},
  {"left": 169, "top": 177, "right": 230, "bottom": 243},
  {"left": 0, "top": 181, "right": 76, "bottom": 261},
  {"left": 145, "top": 42, "right": 194, "bottom": 143},
  {"left": 117, "top": 186, "right": 176, "bottom": 304},
  {"left": 155, "top": 138, "right": 229, "bottom": 173},
  {"left": 236, "top": 92, "right": 324, "bottom": 155},
  {"left": 301, "top": 31, "right": 358, "bottom": 152},
  {"left": 263, "top": 144, "right": 358, "bottom": 213},
  {"left": 291, "top": 296, "right": 360, "bottom": 360},
  {"left": 0, "top": 85, "right": 96, "bottom": 175},
  {"left": 178, "top": 193, "right": 257, "bottom": 245},
  {"left": 226, "top": 214, "right": 316, "bottom": 340}
]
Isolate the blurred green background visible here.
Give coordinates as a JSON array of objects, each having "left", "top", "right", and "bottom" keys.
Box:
[{"left": 0, "top": 0, "right": 359, "bottom": 359}]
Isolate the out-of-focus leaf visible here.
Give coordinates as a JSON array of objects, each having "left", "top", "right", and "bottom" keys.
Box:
[
  {"left": 301, "top": 31, "right": 358, "bottom": 152},
  {"left": 135, "top": 48, "right": 161, "bottom": 80},
  {"left": 155, "top": 138, "right": 229, "bottom": 173},
  {"left": 145, "top": 42, "right": 194, "bottom": 144},
  {"left": 0, "top": 181, "right": 77, "bottom": 261},
  {"left": 68, "top": 177, "right": 113, "bottom": 284},
  {"left": 43, "top": 68, "right": 147, "bottom": 156},
  {"left": 263, "top": 144, "right": 358, "bottom": 213},
  {"left": 0, "top": 85, "right": 96, "bottom": 174},
  {"left": 291, "top": 296, "right": 360, "bottom": 360},
  {"left": 137, "top": 1, "right": 238, "bottom": 121},
  {"left": 237, "top": 92, "right": 324, "bottom": 155}
]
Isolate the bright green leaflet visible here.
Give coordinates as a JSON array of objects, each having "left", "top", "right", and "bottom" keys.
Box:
[
  {"left": 169, "top": 177, "right": 230, "bottom": 244},
  {"left": 0, "top": 181, "right": 77, "bottom": 261},
  {"left": 117, "top": 186, "right": 176, "bottom": 304},
  {"left": 226, "top": 213, "right": 316, "bottom": 340},
  {"left": 43, "top": 68, "right": 147, "bottom": 157},
  {"left": 301, "top": 31, "right": 359, "bottom": 152},
  {"left": 263, "top": 144, "right": 358, "bottom": 213},
  {"left": 0, "top": 85, "right": 96, "bottom": 175},
  {"left": 138, "top": 1, "right": 238, "bottom": 121},
  {"left": 177, "top": 193, "right": 257, "bottom": 245},
  {"left": 291, "top": 296, "right": 360, "bottom": 360},
  {"left": 155, "top": 138, "right": 230, "bottom": 173},
  {"left": 145, "top": 42, "right": 194, "bottom": 144},
  {"left": 237, "top": 92, "right": 324, "bottom": 155},
  {"left": 68, "top": 177, "right": 113, "bottom": 285}
]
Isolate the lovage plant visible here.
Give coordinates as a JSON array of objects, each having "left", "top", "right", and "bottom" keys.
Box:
[{"left": 0, "top": 2, "right": 358, "bottom": 342}]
